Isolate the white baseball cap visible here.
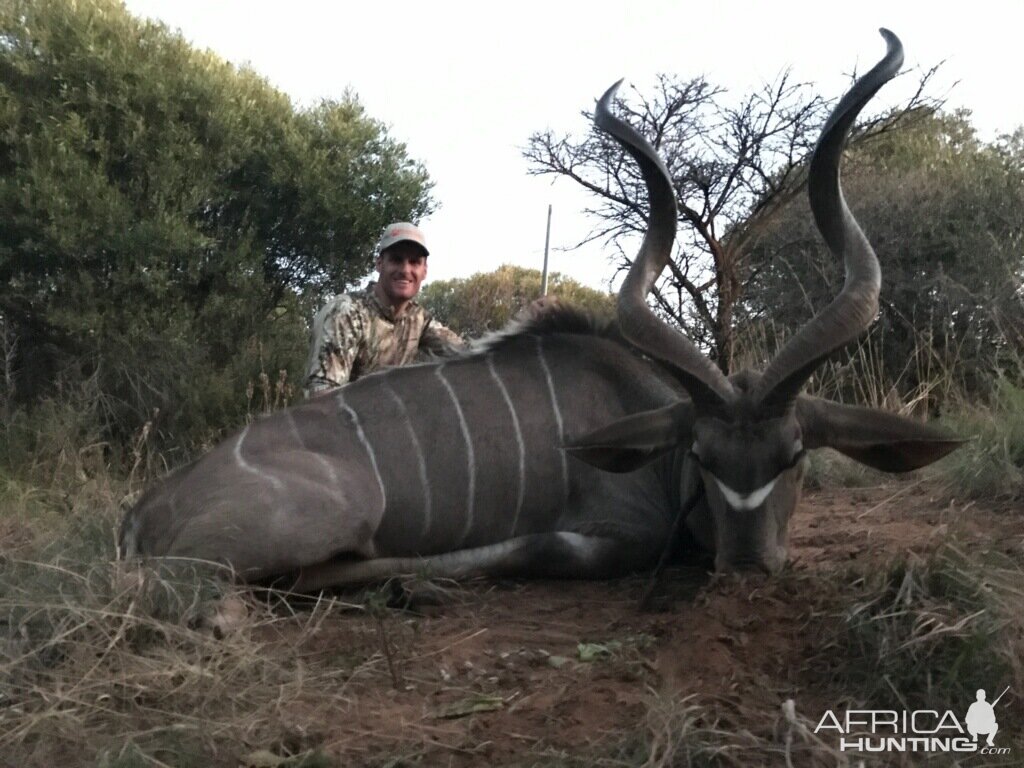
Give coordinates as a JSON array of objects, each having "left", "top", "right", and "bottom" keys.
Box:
[{"left": 377, "top": 222, "right": 429, "bottom": 256}]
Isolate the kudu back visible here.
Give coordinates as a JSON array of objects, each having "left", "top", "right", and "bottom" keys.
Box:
[{"left": 121, "top": 29, "right": 961, "bottom": 588}]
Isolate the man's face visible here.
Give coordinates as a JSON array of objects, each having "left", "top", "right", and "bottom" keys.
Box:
[{"left": 376, "top": 242, "right": 428, "bottom": 306}]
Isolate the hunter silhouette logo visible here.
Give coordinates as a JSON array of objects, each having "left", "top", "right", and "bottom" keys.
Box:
[
  {"left": 814, "top": 686, "right": 1013, "bottom": 755},
  {"left": 966, "top": 687, "right": 1008, "bottom": 747}
]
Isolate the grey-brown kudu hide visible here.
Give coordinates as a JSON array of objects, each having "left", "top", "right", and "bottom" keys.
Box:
[{"left": 120, "top": 30, "right": 961, "bottom": 589}]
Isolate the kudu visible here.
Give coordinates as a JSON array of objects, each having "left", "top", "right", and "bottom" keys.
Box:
[{"left": 120, "top": 29, "right": 960, "bottom": 589}]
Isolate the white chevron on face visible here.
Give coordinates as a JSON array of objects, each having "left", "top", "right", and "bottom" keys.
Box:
[{"left": 710, "top": 475, "right": 778, "bottom": 512}]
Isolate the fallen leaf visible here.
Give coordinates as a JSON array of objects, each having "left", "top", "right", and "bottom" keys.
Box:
[
  {"left": 577, "top": 641, "right": 621, "bottom": 662},
  {"left": 436, "top": 694, "right": 505, "bottom": 719}
]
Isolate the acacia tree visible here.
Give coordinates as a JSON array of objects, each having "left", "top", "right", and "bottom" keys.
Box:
[{"left": 524, "top": 67, "right": 940, "bottom": 373}]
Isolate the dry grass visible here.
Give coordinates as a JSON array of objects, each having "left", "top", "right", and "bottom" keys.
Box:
[
  {"left": 3, "top": 514, "right": 1022, "bottom": 767},
  {"left": 510, "top": 694, "right": 855, "bottom": 768},
  {"left": 733, "top": 319, "right": 959, "bottom": 415},
  {"left": 0, "top": 549, "right": 378, "bottom": 767},
  {"left": 805, "top": 544, "right": 1024, "bottom": 708},
  {"left": 943, "top": 379, "right": 1024, "bottom": 500},
  {"left": 633, "top": 693, "right": 856, "bottom": 768}
]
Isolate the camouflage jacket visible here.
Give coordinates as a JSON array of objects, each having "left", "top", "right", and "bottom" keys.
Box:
[{"left": 304, "top": 284, "right": 464, "bottom": 394}]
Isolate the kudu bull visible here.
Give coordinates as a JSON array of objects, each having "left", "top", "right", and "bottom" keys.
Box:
[{"left": 121, "top": 29, "right": 961, "bottom": 589}]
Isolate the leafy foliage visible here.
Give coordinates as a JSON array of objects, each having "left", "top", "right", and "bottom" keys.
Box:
[
  {"left": 419, "top": 265, "right": 615, "bottom": 337},
  {"left": 743, "top": 112, "right": 1024, "bottom": 399},
  {"left": 0, "top": 0, "right": 433, "bottom": 457}
]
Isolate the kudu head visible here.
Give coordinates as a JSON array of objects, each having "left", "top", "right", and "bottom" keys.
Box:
[{"left": 567, "top": 30, "right": 963, "bottom": 575}]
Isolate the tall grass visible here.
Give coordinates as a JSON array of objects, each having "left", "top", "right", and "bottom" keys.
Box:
[
  {"left": 943, "top": 379, "right": 1024, "bottom": 500},
  {"left": 736, "top": 318, "right": 1024, "bottom": 496},
  {"left": 0, "top": 552, "right": 363, "bottom": 767},
  {"left": 806, "top": 545, "right": 1023, "bottom": 710},
  {"left": 733, "top": 319, "right": 959, "bottom": 415}
]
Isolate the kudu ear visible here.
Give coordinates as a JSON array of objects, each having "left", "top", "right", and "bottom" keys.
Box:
[
  {"left": 796, "top": 396, "right": 966, "bottom": 472},
  {"left": 564, "top": 401, "right": 693, "bottom": 473}
]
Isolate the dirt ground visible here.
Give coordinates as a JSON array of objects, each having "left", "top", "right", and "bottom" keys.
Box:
[{"left": 246, "top": 479, "right": 1022, "bottom": 767}]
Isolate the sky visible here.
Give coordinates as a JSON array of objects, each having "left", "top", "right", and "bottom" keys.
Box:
[{"left": 122, "top": 0, "right": 1024, "bottom": 291}]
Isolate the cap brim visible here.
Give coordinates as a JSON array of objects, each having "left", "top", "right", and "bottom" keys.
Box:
[{"left": 380, "top": 237, "right": 429, "bottom": 256}]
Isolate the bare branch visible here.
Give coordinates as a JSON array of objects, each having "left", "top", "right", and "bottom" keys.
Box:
[{"left": 523, "top": 64, "right": 944, "bottom": 371}]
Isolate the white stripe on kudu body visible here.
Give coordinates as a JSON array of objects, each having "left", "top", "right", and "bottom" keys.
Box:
[
  {"left": 337, "top": 394, "right": 387, "bottom": 509},
  {"left": 535, "top": 336, "right": 569, "bottom": 503},
  {"left": 234, "top": 425, "right": 285, "bottom": 492},
  {"left": 284, "top": 410, "right": 342, "bottom": 497},
  {"left": 382, "top": 378, "right": 433, "bottom": 538},
  {"left": 488, "top": 354, "right": 526, "bottom": 535},
  {"left": 436, "top": 365, "right": 476, "bottom": 545}
]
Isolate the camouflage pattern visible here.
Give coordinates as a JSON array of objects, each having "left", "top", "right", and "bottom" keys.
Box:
[{"left": 304, "top": 283, "right": 464, "bottom": 394}]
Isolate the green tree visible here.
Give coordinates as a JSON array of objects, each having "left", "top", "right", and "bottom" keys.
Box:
[
  {"left": 742, "top": 111, "right": 1024, "bottom": 398},
  {"left": 0, "top": 0, "right": 433, "bottom": 455},
  {"left": 420, "top": 265, "right": 615, "bottom": 338}
]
